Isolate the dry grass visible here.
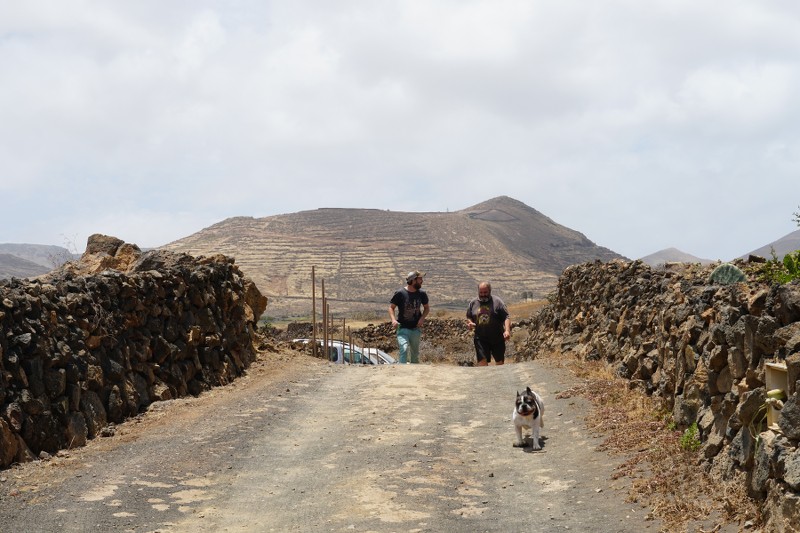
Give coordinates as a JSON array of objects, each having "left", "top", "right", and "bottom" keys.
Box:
[
  {"left": 508, "top": 299, "right": 549, "bottom": 318},
  {"left": 547, "top": 350, "right": 762, "bottom": 533}
]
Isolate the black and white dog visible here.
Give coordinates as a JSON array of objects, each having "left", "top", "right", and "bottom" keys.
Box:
[{"left": 513, "top": 386, "right": 545, "bottom": 450}]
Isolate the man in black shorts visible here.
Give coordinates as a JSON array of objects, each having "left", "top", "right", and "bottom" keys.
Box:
[{"left": 465, "top": 281, "right": 510, "bottom": 366}]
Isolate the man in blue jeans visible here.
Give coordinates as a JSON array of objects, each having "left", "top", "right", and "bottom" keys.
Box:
[{"left": 388, "top": 271, "right": 430, "bottom": 363}]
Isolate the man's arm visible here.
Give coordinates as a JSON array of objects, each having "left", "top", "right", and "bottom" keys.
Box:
[
  {"left": 498, "top": 299, "right": 511, "bottom": 340},
  {"left": 418, "top": 303, "right": 430, "bottom": 326},
  {"left": 389, "top": 303, "right": 399, "bottom": 327},
  {"left": 465, "top": 301, "right": 476, "bottom": 330}
]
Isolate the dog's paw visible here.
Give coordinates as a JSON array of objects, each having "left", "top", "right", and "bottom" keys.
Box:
[
  {"left": 513, "top": 441, "right": 525, "bottom": 448},
  {"left": 531, "top": 444, "right": 542, "bottom": 451}
]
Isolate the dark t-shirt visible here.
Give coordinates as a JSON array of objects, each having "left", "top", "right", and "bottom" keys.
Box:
[
  {"left": 390, "top": 288, "right": 429, "bottom": 329},
  {"left": 466, "top": 296, "right": 509, "bottom": 340}
]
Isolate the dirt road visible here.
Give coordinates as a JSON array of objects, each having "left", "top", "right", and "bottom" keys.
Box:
[{"left": 0, "top": 354, "right": 659, "bottom": 532}]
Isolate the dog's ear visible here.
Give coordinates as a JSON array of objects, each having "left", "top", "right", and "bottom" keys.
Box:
[{"left": 526, "top": 386, "right": 533, "bottom": 394}]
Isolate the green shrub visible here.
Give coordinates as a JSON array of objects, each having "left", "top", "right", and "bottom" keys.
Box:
[
  {"left": 759, "top": 248, "right": 800, "bottom": 284},
  {"left": 680, "top": 423, "right": 701, "bottom": 452}
]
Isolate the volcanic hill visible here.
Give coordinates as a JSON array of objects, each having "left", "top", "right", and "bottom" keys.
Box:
[{"left": 162, "top": 196, "right": 626, "bottom": 316}]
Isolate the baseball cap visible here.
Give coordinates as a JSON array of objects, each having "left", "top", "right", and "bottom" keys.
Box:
[{"left": 406, "top": 271, "right": 425, "bottom": 283}]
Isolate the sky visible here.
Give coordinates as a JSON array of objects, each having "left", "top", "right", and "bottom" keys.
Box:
[{"left": 1, "top": 1, "right": 799, "bottom": 261}]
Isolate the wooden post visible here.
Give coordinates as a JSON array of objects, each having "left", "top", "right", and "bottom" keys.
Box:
[
  {"left": 312, "top": 266, "right": 317, "bottom": 359},
  {"left": 349, "top": 328, "right": 358, "bottom": 365},
  {"left": 321, "top": 279, "right": 327, "bottom": 361},
  {"left": 327, "top": 302, "right": 332, "bottom": 359},
  {"left": 341, "top": 318, "right": 346, "bottom": 363}
]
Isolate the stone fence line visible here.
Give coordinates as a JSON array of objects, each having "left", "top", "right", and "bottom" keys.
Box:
[
  {"left": 517, "top": 259, "right": 800, "bottom": 530},
  {"left": 1, "top": 235, "right": 266, "bottom": 468}
]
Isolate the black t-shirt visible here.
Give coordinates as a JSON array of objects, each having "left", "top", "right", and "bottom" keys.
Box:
[
  {"left": 390, "top": 288, "right": 429, "bottom": 329},
  {"left": 466, "top": 296, "right": 509, "bottom": 340}
]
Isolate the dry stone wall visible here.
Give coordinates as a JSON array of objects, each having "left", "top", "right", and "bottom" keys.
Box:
[
  {"left": 0, "top": 235, "right": 267, "bottom": 468},
  {"left": 517, "top": 259, "right": 800, "bottom": 530}
]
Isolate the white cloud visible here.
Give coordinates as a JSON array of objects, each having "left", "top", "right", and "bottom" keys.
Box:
[{"left": 1, "top": 0, "right": 799, "bottom": 260}]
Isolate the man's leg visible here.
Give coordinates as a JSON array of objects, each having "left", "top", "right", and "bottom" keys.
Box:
[
  {"left": 474, "top": 337, "right": 489, "bottom": 366},
  {"left": 493, "top": 339, "right": 506, "bottom": 365},
  {"left": 407, "top": 327, "right": 421, "bottom": 363},
  {"left": 396, "top": 328, "right": 409, "bottom": 364}
]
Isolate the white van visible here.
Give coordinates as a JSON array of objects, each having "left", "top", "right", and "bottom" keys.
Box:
[
  {"left": 362, "top": 347, "right": 396, "bottom": 365},
  {"left": 293, "top": 339, "right": 396, "bottom": 365}
]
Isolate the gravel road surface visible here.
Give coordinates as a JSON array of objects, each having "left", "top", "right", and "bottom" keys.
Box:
[{"left": 0, "top": 354, "right": 660, "bottom": 532}]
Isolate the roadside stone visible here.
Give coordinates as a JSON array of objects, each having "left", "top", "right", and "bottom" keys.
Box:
[
  {"left": 751, "top": 431, "right": 775, "bottom": 495},
  {"left": 784, "top": 447, "right": 800, "bottom": 491},
  {"left": 778, "top": 396, "right": 800, "bottom": 440},
  {"left": 735, "top": 389, "right": 767, "bottom": 427},
  {"left": 14, "top": 434, "right": 35, "bottom": 463},
  {"left": 765, "top": 489, "right": 800, "bottom": 533},
  {"left": 4, "top": 402, "right": 23, "bottom": 432},
  {"left": 786, "top": 353, "right": 800, "bottom": 396},
  {"left": 0, "top": 419, "right": 17, "bottom": 465},
  {"left": 64, "top": 413, "right": 88, "bottom": 448},
  {"left": 719, "top": 367, "right": 737, "bottom": 396},
  {"left": 673, "top": 389, "right": 700, "bottom": 426},
  {"left": 80, "top": 388, "right": 107, "bottom": 440},
  {"left": 698, "top": 405, "right": 716, "bottom": 433},
  {"left": 702, "top": 427, "right": 725, "bottom": 460}
]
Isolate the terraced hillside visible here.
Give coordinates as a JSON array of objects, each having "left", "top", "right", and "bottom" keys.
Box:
[{"left": 162, "top": 196, "right": 626, "bottom": 316}]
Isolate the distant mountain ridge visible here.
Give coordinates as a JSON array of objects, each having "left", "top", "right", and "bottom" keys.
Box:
[
  {"left": 7, "top": 204, "right": 799, "bottom": 313},
  {"left": 0, "top": 253, "right": 51, "bottom": 279},
  {"left": 639, "top": 247, "right": 715, "bottom": 267},
  {"left": 0, "top": 243, "right": 75, "bottom": 280},
  {"left": 162, "top": 196, "right": 627, "bottom": 316},
  {"left": 741, "top": 228, "right": 800, "bottom": 260}
]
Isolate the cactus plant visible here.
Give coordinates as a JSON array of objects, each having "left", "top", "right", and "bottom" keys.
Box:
[{"left": 709, "top": 263, "right": 746, "bottom": 285}]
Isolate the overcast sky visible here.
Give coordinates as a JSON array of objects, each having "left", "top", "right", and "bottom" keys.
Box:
[{"left": 2, "top": 1, "right": 799, "bottom": 261}]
